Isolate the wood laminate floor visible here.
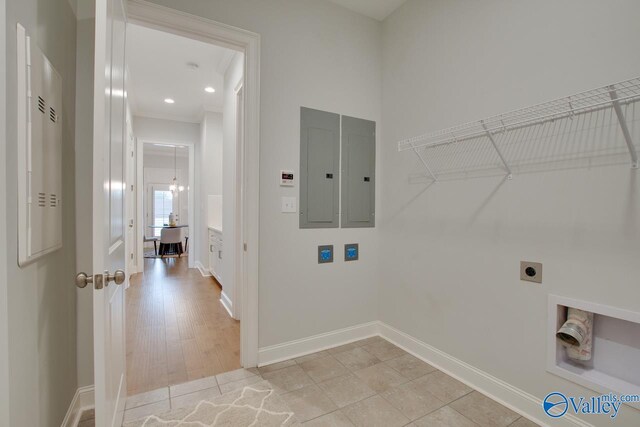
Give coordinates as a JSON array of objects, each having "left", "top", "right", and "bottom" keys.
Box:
[{"left": 126, "top": 256, "right": 240, "bottom": 395}]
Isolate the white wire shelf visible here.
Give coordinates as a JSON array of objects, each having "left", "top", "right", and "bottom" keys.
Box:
[{"left": 398, "top": 77, "right": 640, "bottom": 180}]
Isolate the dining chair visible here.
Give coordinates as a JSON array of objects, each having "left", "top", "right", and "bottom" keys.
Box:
[
  {"left": 159, "top": 228, "right": 183, "bottom": 257},
  {"left": 143, "top": 234, "right": 159, "bottom": 256}
]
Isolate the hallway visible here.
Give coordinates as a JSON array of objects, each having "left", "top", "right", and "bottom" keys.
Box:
[{"left": 126, "top": 257, "right": 240, "bottom": 395}]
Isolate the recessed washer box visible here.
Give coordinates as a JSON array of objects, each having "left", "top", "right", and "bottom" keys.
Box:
[
  {"left": 345, "top": 244, "right": 359, "bottom": 261},
  {"left": 547, "top": 295, "right": 640, "bottom": 410},
  {"left": 318, "top": 245, "right": 333, "bottom": 264}
]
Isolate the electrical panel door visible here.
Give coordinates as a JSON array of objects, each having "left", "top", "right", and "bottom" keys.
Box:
[
  {"left": 300, "top": 107, "right": 340, "bottom": 228},
  {"left": 341, "top": 116, "right": 375, "bottom": 228},
  {"left": 17, "top": 24, "right": 63, "bottom": 265}
]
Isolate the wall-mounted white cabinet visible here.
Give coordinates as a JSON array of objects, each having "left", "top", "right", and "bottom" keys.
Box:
[{"left": 209, "top": 228, "right": 223, "bottom": 283}]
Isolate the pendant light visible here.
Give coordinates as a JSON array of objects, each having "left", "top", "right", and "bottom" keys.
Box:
[{"left": 169, "top": 147, "right": 184, "bottom": 193}]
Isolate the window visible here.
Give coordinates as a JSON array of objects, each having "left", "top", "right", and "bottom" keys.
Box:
[{"left": 152, "top": 189, "right": 173, "bottom": 237}]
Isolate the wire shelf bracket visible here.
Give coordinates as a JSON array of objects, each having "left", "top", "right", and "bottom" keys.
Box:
[
  {"left": 411, "top": 143, "right": 438, "bottom": 182},
  {"left": 481, "top": 120, "right": 512, "bottom": 179},
  {"left": 398, "top": 76, "right": 640, "bottom": 176},
  {"left": 609, "top": 86, "right": 639, "bottom": 169}
]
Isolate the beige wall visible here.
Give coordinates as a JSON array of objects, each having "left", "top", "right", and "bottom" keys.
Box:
[
  {"left": 380, "top": 1, "right": 640, "bottom": 426},
  {"left": 4, "top": 0, "right": 79, "bottom": 425},
  {"left": 0, "top": 0, "right": 9, "bottom": 423}
]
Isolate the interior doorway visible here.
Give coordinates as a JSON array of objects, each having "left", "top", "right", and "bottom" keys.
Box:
[{"left": 121, "top": 2, "right": 260, "bottom": 397}]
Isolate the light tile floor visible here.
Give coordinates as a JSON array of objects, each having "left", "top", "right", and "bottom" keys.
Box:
[{"left": 80, "top": 337, "right": 541, "bottom": 426}]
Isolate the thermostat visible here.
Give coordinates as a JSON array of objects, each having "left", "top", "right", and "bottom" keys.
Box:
[
  {"left": 318, "top": 245, "right": 333, "bottom": 264},
  {"left": 280, "top": 170, "right": 294, "bottom": 186},
  {"left": 345, "top": 244, "right": 359, "bottom": 261}
]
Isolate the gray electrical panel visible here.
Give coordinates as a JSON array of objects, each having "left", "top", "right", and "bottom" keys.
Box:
[
  {"left": 300, "top": 107, "right": 340, "bottom": 228},
  {"left": 341, "top": 116, "right": 375, "bottom": 228}
]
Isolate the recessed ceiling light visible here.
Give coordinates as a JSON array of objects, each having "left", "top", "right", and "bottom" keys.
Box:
[
  {"left": 205, "top": 86, "right": 216, "bottom": 93},
  {"left": 164, "top": 98, "right": 175, "bottom": 104}
]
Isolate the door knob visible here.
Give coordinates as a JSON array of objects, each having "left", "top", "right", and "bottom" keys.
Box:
[
  {"left": 75, "top": 272, "right": 104, "bottom": 289},
  {"left": 105, "top": 270, "right": 126, "bottom": 286},
  {"left": 75, "top": 270, "right": 125, "bottom": 289}
]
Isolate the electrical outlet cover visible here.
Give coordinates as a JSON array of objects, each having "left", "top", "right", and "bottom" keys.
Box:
[
  {"left": 520, "top": 261, "right": 542, "bottom": 283},
  {"left": 318, "top": 245, "right": 333, "bottom": 264},
  {"left": 345, "top": 243, "right": 359, "bottom": 261}
]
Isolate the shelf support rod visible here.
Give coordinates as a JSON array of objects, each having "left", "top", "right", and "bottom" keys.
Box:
[
  {"left": 481, "top": 120, "right": 513, "bottom": 179},
  {"left": 411, "top": 143, "right": 437, "bottom": 182},
  {"left": 609, "top": 86, "right": 639, "bottom": 169}
]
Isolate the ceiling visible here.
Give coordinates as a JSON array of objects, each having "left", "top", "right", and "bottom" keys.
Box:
[
  {"left": 327, "top": 0, "right": 407, "bottom": 21},
  {"left": 126, "top": 24, "right": 237, "bottom": 123}
]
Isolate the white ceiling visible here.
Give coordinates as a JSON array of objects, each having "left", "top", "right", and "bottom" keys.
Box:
[
  {"left": 126, "top": 24, "right": 237, "bottom": 123},
  {"left": 327, "top": 0, "right": 407, "bottom": 21}
]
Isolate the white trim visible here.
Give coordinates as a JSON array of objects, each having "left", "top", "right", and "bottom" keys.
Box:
[
  {"left": 232, "top": 83, "right": 244, "bottom": 321},
  {"left": 195, "top": 261, "right": 211, "bottom": 277},
  {"left": 127, "top": 0, "right": 261, "bottom": 369},
  {"left": 378, "top": 322, "right": 592, "bottom": 427},
  {"left": 220, "top": 291, "right": 233, "bottom": 317},
  {"left": 132, "top": 110, "right": 205, "bottom": 124},
  {"left": 257, "top": 320, "right": 592, "bottom": 426},
  {"left": 257, "top": 322, "right": 379, "bottom": 367},
  {"left": 61, "top": 385, "right": 95, "bottom": 427}
]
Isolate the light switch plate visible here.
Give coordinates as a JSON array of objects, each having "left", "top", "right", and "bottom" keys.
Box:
[
  {"left": 520, "top": 261, "right": 542, "bottom": 283},
  {"left": 281, "top": 196, "right": 297, "bottom": 213}
]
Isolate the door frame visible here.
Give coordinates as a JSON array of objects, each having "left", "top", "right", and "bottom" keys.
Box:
[
  {"left": 127, "top": 0, "right": 261, "bottom": 368},
  {"left": 137, "top": 140, "right": 196, "bottom": 269},
  {"left": 234, "top": 81, "right": 244, "bottom": 320}
]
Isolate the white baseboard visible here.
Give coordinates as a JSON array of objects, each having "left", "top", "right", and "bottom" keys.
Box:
[
  {"left": 195, "top": 261, "right": 211, "bottom": 277},
  {"left": 378, "top": 322, "right": 592, "bottom": 427},
  {"left": 257, "top": 321, "right": 379, "bottom": 367},
  {"left": 220, "top": 291, "right": 233, "bottom": 318},
  {"left": 258, "top": 320, "right": 591, "bottom": 427},
  {"left": 61, "top": 385, "right": 95, "bottom": 427}
]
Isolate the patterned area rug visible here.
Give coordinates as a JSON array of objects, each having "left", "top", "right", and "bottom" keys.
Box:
[{"left": 124, "top": 382, "right": 298, "bottom": 427}]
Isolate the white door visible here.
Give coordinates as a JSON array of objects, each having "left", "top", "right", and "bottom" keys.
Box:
[
  {"left": 126, "top": 127, "right": 136, "bottom": 275},
  {"left": 92, "top": 0, "right": 128, "bottom": 425}
]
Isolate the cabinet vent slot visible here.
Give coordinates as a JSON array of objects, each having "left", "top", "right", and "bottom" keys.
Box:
[
  {"left": 50, "top": 194, "right": 58, "bottom": 207},
  {"left": 49, "top": 107, "right": 57, "bottom": 123},
  {"left": 38, "top": 96, "right": 46, "bottom": 113},
  {"left": 38, "top": 192, "right": 46, "bottom": 207}
]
